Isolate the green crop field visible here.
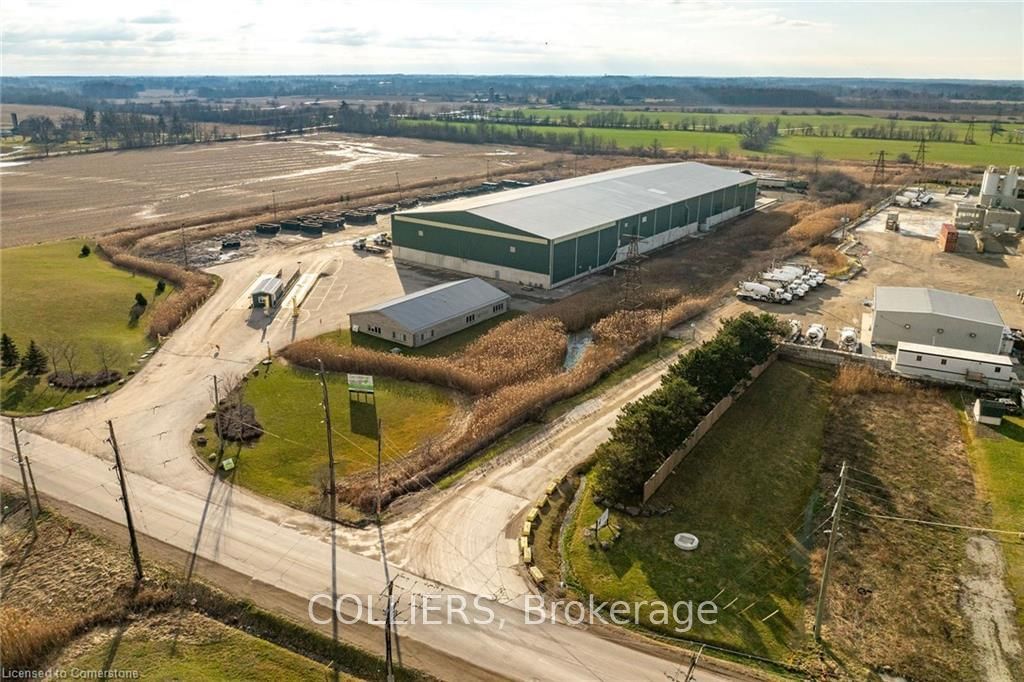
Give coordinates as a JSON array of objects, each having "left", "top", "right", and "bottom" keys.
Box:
[
  {"left": 0, "top": 241, "right": 172, "bottom": 413},
  {"left": 406, "top": 112, "right": 1023, "bottom": 166},
  {"left": 566, "top": 361, "right": 832, "bottom": 661},
  {"left": 200, "top": 363, "right": 457, "bottom": 509}
]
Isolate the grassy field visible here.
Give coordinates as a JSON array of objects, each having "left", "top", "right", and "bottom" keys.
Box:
[
  {"left": 0, "top": 241, "right": 171, "bottom": 413},
  {"left": 321, "top": 310, "right": 519, "bottom": 358},
  {"left": 966, "top": 412, "right": 1024, "bottom": 633},
  {"left": 407, "top": 115, "right": 1023, "bottom": 166},
  {"left": 566, "top": 361, "right": 831, "bottom": 661},
  {"left": 201, "top": 363, "right": 457, "bottom": 509},
  {"left": 62, "top": 613, "right": 345, "bottom": 682}
]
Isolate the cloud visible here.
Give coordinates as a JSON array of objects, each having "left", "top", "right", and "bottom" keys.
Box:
[
  {"left": 149, "top": 29, "right": 177, "bottom": 42},
  {"left": 306, "top": 28, "right": 376, "bottom": 46},
  {"left": 130, "top": 11, "right": 178, "bottom": 24},
  {"left": 4, "top": 25, "right": 140, "bottom": 44}
]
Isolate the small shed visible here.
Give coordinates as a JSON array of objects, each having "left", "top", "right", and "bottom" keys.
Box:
[
  {"left": 349, "top": 278, "right": 510, "bottom": 348},
  {"left": 973, "top": 399, "right": 1006, "bottom": 426},
  {"left": 938, "top": 224, "right": 958, "bottom": 253},
  {"left": 251, "top": 275, "right": 284, "bottom": 308}
]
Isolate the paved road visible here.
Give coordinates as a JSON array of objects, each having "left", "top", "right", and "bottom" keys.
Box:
[{"left": 2, "top": 234, "right": 742, "bottom": 681}]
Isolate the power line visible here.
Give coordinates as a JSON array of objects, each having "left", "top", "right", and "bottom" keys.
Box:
[
  {"left": 10, "top": 417, "right": 37, "bottom": 537},
  {"left": 814, "top": 460, "right": 847, "bottom": 641},
  {"left": 848, "top": 508, "right": 1022, "bottom": 537}
]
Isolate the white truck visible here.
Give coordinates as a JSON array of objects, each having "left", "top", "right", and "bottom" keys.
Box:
[
  {"left": 736, "top": 281, "right": 793, "bottom": 304},
  {"left": 805, "top": 323, "right": 828, "bottom": 347},
  {"left": 780, "top": 263, "right": 826, "bottom": 286},
  {"left": 761, "top": 270, "right": 809, "bottom": 298}
]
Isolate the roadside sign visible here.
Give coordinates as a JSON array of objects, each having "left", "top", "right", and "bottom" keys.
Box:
[
  {"left": 347, "top": 373, "right": 374, "bottom": 394},
  {"left": 221, "top": 458, "right": 235, "bottom": 471},
  {"left": 596, "top": 508, "right": 610, "bottom": 530}
]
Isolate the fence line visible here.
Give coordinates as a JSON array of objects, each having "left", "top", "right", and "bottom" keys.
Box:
[{"left": 642, "top": 352, "right": 778, "bottom": 503}]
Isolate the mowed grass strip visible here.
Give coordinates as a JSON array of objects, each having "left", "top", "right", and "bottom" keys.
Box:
[
  {"left": 966, "top": 413, "right": 1024, "bottom": 633},
  {"left": 62, "top": 614, "right": 342, "bottom": 682},
  {"left": 0, "top": 241, "right": 171, "bottom": 413},
  {"left": 567, "top": 361, "right": 831, "bottom": 660},
  {"left": 209, "top": 363, "right": 456, "bottom": 508}
]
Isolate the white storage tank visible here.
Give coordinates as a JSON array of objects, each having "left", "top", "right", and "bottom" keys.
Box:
[
  {"left": 1003, "top": 166, "right": 1019, "bottom": 199},
  {"left": 981, "top": 165, "right": 1001, "bottom": 197}
]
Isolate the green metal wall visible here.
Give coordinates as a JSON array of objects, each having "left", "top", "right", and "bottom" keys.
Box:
[{"left": 392, "top": 214, "right": 550, "bottom": 275}]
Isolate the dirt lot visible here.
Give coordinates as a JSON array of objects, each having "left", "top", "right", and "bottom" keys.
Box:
[
  {"left": 719, "top": 197, "right": 1024, "bottom": 347},
  {"left": 0, "top": 133, "right": 560, "bottom": 246}
]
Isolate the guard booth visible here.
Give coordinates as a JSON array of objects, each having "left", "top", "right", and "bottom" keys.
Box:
[{"left": 251, "top": 275, "right": 285, "bottom": 309}]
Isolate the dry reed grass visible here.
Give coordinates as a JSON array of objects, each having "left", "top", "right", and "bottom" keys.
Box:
[
  {"left": 98, "top": 226, "right": 217, "bottom": 340},
  {"left": 809, "top": 244, "right": 848, "bottom": 271},
  {"left": 833, "top": 363, "right": 907, "bottom": 395},
  {"left": 786, "top": 202, "right": 866, "bottom": 244}
]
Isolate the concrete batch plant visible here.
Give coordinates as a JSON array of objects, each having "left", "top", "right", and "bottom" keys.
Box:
[{"left": 390, "top": 162, "right": 757, "bottom": 289}]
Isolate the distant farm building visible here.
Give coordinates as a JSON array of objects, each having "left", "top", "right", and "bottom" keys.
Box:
[
  {"left": 872, "top": 286, "right": 1010, "bottom": 354},
  {"left": 391, "top": 162, "right": 757, "bottom": 289},
  {"left": 349, "top": 278, "right": 510, "bottom": 348}
]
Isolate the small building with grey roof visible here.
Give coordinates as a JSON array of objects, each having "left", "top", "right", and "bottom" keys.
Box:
[
  {"left": 871, "top": 286, "right": 1010, "bottom": 354},
  {"left": 391, "top": 162, "right": 757, "bottom": 288},
  {"left": 349, "top": 278, "right": 511, "bottom": 348}
]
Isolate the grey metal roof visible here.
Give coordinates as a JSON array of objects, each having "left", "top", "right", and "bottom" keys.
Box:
[
  {"left": 399, "top": 162, "right": 754, "bottom": 240},
  {"left": 875, "top": 287, "right": 1005, "bottom": 326},
  {"left": 350, "top": 278, "right": 510, "bottom": 333},
  {"left": 252, "top": 275, "right": 284, "bottom": 296},
  {"left": 897, "top": 342, "right": 1012, "bottom": 364}
]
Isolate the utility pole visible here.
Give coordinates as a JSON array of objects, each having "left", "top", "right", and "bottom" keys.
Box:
[
  {"left": 657, "top": 293, "right": 667, "bottom": 358},
  {"left": 10, "top": 417, "right": 36, "bottom": 536},
  {"left": 814, "top": 461, "right": 847, "bottom": 641},
  {"left": 272, "top": 189, "right": 278, "bottom": 221},
  {"left": 870, "top": 151, "right": 887, "bottom": 188},
  {"left": 394, "top": 172, "right": 402, "bottom": 200},
  {"left": 683, "top": 644, "right": 704, "bottom": 682},
  {"left": 107, "top": 420, "right": 144, "bottom": 582},
  {"left": 377, "top": 418, "right": 397, "bottom": 681},
  {"left": 213, "top": 376, "right": 224, "bottom": 463},
  {"left": 914, "top": 139, "right": 927, "bottom": 169},
  {"left": 316, "top": 359, "right": 340, "bottom": 662},
  {"left": 179, "top": 224, "right": 189, "bottom": 269}
]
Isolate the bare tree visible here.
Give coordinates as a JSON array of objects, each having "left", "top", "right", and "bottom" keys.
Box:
[{"left": 92, "top": 342, "right": 122, "bottom": 374}]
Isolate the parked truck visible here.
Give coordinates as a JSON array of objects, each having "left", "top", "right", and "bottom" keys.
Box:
[
  {"left": 736, "top": 281, "right": 793, "bottom": 304},
  {"left": 839, "top": 327, "right": 860, "bottom": 353},
  {"left": 780, "top": 263, "right": 826, "bottom": 286},
  {"left": 805, "top": 323, "right": 827, "bottom": 347},
  {"left": 761, "top": 269, "right": 811, "bottom": 296}
]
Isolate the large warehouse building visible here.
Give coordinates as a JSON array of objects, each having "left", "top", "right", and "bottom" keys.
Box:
[
  {"left": 391, "top": 162, "right": 757, "bottom": 288},
  {"left": 871, "top": 286, "right": 1010, "bottom": 354}
]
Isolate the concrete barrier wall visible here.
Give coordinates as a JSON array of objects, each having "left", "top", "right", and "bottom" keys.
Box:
[
  {"left": 642, "top": 353, "right": 778, "bottom": 503},
  {"left": 779, "top": 343, "right": 891, "bottom": 372}
]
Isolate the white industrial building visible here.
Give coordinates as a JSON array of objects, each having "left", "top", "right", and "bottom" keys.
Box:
[
  {"left": 871, "top": 287, "right": 1011, "bottom": 354},
  {"left": 349, "top": 278, "right": 510, "bottom": 348},
  {"left": 953, "top": 165, "right": 1023, "bottom": 233},
  {"left": 893, "top": 342, "right": 1016, "bottom": 391}
]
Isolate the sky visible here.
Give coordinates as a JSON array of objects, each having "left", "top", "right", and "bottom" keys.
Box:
[{"left": 3, "top": 0, "right": 1023, "bottom": 80}]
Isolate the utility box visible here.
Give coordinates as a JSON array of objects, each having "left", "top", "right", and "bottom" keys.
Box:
[{"left": 938, "top": 224, "right": 958, "bottom": 253}]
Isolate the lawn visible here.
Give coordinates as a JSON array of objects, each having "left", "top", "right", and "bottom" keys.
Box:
[
  {"left": 566, "top": 361, "right": 832, "bottom": 661},
  {"left": 0, "top": 241, "right": 171, "bottom": 413},
  {"left": 403, "top": 116, "right": 1023, "bottom": 166},
  {"left": 966, "top": 413, "right": 1024, "bottom": 633},
  {"left": 62, "top": 614, "right": 346, "bottom": 682},
  {"left": 320, "top": 310, "right": 520, "bottom": 358},
  {"left": 202, "top": 363, "right": 457, "bottom": 509}
]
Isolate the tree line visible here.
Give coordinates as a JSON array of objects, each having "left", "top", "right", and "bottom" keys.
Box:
[{"left": 593, "top": 313, "right": 786, "bottom": 505}]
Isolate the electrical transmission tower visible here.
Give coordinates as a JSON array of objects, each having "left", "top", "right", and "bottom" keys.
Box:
[
  {"left": 914, "top": 139, "right": 926, "bottom": 169},
  {"left": 870, "top": 151, "right": 887, "bottom": 187},
  {"left": 964, "top": 118, "right": 976, "bottom": 145},
  {"left": 617, "top": 234, "right": 645, "bottom": 310}
]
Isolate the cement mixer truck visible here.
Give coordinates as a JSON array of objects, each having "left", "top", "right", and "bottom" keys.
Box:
[
  {"left": 805, "top": 323, "right": 828, "bottom": 347},
  {"left": 736, "top": 281, "right": 793, "bottom": 304}
]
